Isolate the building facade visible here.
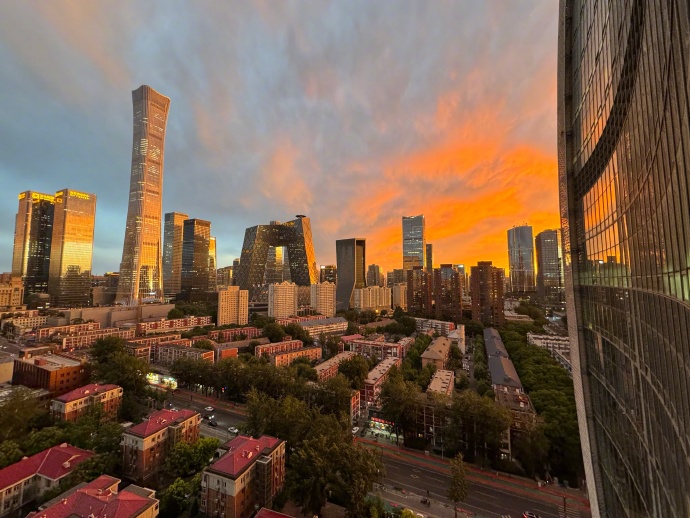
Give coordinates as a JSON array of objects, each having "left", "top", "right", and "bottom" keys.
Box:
[
  {"left": 507, "top": 225, "right": 535, "bottom": 293},
  {"left": 12, "top": 354, "right": 90, "bottom": 396},
  {"left": 433, "top": 264, "right": 462, "bottom": 321},
  {"left": 270, "top": 346, "right": 322, "bottom": 367},
  {"left": 535, "top": 229, "right": 564, "bottom": 306},
  {"left": 391, "top": 283, "right": 407, "bottom": 311},
  {"left": 470, "top": 261, "right": 505, "bottom": 326},
  {"left": 406, "top": 267, "right": 432, "bottom": 317},
  {"left": 420, "top": 337, "right": 451, "bottom": 371},
  {"left": 361, "top": 357, "right": 401, "bottom": 415},
  {"left": 51, "top": 383, "right": 123, "bottom": 422},
  {"left": 162, "top": 212, "right": 188, "bottom": 298},
  {"left": 268, "top": 281, "right": 297, "bottom": 319},
  {"left": 335, "top": 238, "right": 366, "bottom": 311},
  {"left": 558, "top": 2, "right": 690, "bottom": 515},
  {"left": 319, "top": 264, "right": 337, "bottom": 284},
  {"left": 116, "top": 85, "right": 170, "bottom": 305},
  {"left": 402, "top": 215, "right": 425, "bottom": 270},
  {"left": 180, "top": 219, "right": 212, "bottom": 298},
  {"left": 0, "top": 274, "right": 24, "bottom": 310},
  {"left": 425, "top": 244, "right": 433, "bottom": 271},
  {"left": 366, "top": 264, "right": 384, "bottom": 287},
  {"left": 217, "top": 286, "right": 249, "bottom": 326},
  {"left": 353, "top": 286, "right": 391, "bottom": 313},
  {"left": 309, "top": 282, "right": 336, "bottom": 317}
]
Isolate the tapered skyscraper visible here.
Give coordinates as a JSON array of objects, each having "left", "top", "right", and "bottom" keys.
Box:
[{"left": 116, "top": 85, "right": 170, "bottom": 305}]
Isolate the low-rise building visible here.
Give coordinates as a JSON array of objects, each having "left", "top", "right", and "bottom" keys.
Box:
[
  {"left": 60, "top": 328, "right": 136, "bottom": 350},
  {"left": 136, "top": 316, "right": 212, "bottom": 336},
  {"left": 313, "top": 351, "right": 357, "bottom": 382},
  {"left": 12, "top": 354, "right": 90, "bottom": 397},
  {"left": 0, "top": 444, "right": 93, "bottom": 517},
  {"left": 254, "top": 339, "right": 303, "bottom": 358},
  {"left": 420, "top": 336, "right": 452, "bottom": 370},
  {"left": 397, "top": 337, "right": 415, "bottom": 357},
  {"left": 361, "top": 357, "right": 402, "bottom": 415},
  {"left": 126, "top": 343, "right": 154, "bottom": 362},
  {"left": 208, "top": 327, "right": 262, "bottom": 342},
  {"left": 527, "top": 333, "right": 572, "bottom": 376},
  {"left": 426, "top": 369, "right": 455, "bottom": 397},
  {"left": 28, "top": 475, "right": 159, "bottom": 518},
  {"left": 51, "top": 383, "right": 123, "bottom": 422},
  {"left": 0, "top": 274, "right": 24, "bottom": 311},
  {"left": 412, "top": 318, "right": 456, "bottom": 336},
  {"left": 213, "top": 337, "right": 270, "bottom": 362},
  {"left": 299, "top": 316, "right": 348, "bottom": 337},
  {"left": 0, "top": 355, "right": 13, "bottom": 384},
  {"left": 122, "top": 408, "right": 201, "bottom": 482},
  {"left": 201, "top": 435, "right": 286, "bottom": 518},
  {"left": 270, "top": 346, "right": 322, "bottom": 367},
  {"left": 343, "top": 338, "right": 403, "bottom": 360},
  {"left": 155, "top": 345, "right": 214, "bottom": 365},
  {"left": 447, "top": 326, "right": 466, "bottom": 354}
]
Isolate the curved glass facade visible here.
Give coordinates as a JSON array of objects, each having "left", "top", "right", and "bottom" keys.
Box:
[{"left": 559, "top": 1, "right": 690, "bottom": 516}]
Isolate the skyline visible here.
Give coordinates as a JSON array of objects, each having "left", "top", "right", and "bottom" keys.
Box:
[{"left": 0, "top": 1, "right": 560, "bottom": 274}]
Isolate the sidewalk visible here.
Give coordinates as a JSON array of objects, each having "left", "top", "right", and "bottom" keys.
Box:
[
  {"left": 357, "top": 435, "right": 590, "bottom": 512},
  {"left": 174, "top": 388, "right": 247, "bottom": 416}
]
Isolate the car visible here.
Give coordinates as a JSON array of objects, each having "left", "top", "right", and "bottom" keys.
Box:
[
  {"left": 522, "top": 512, "right": 540, "bottom": 518},
  {"left": 208, "top": 420, "right": 218, "bottom": 427},
  {"left": 205, "top": 406, "right": 214, "bottom": 412},
  {"left": 204, "top": 414, "right": 215, "bottom": 420},
  {"left": 228, "top": 426, "right": 239, "bottom": 434},
  {"left": 352, "top": 427, "right": 360, "bottom": 435}
]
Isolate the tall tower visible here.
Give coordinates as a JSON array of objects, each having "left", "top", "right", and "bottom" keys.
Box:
[
  {"left": 12, "top": 191, "right": 55, "bottom": 301},
  {"left": 507, "top": 225, "right": 535, "bottom": 293},
  {"left": 116, "top": 85, "right": 170, "bottom": 305},
  {"left": 163, "top": 212, "right": 188, "bottom": 298},
  {"left": 335, "top": 238, "right": 366, "bottom": 311},
  {"left": 180, "top": 219, "right": 212, "bottom": 299},
  {"left": 559, "top": 2, "right": 690, "bottom": 515},
  {"left": 402, "top": 215, "right": 425, "bottom": 270},
  {"left": 535, "top": 229, "right": 563, "bottom": 306},
  {"left": 470, "top": 261, "right": 504, "bottom": 326},
  {"left": 48, "top": 189, "right": 97, "bottom": 307}
]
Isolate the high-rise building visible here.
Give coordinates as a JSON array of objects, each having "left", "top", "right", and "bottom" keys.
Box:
[
  {"left": 406, "top": 266, "right": 432, "bottom": 317},
  {"left": 425, "top": 244, "right": 433, "bottom": 271},
  {"left": 455, "top": 264, "right": 468, "bottom": 295},
  {"left": 163, "top": 212, "right": 188, "bottom": 298},
  {"left": 116, "top": 85, "right": 171, "bottom": 305},
  {"left": 12, "top": 191, "right": 55, "bottom": 301},
  {"left": 48, "top": 189, "right": 97, "bottom": 307},
  {"left": 559, "top": 2, "right": 690, "bottom": 516},
  {"left": 208, "top": 236, "right": 217, "bottom": 292},
  {"left": 391, "top": 283, "right": 407, "bottom": 311},
  {"left": 387, "top": 269, "right": 405, "bottom": 288},
  {"left": 507, "top": 225, "right": 535, "bottom": 293},
  {"left": 216, "top": 266, "right": 233, "bottom": 288},
  {"left": 535, "top": 229, "right": 563, "bottom": 306},
  {"left": 366, "top": 264, "right": 383, "bottom": 287},
  {"left": 235, "top": 216, "right": 317, "bottom": 302},
  {"left": 434, "top": 264, "right": 462, "bottom": 321},
  {"left": 402, "top": 215, "right": 425, "bottom": 270},
  {"left": 470, "top": 261, "right": 504, "bottom": 326},
  {"left": 335, "top": 238, "right": 366, "bottom": 311},
  {"left": 353, "top": 286, "right": 391, "bottom": 313},
  {"left": 268, "top": 281, "right": 297, "bottom": 319},
  {"left": 217, "top": 286, "right": 248, "bottom": 326},
  {"left": 180, "top": 219, "right": 212, "bottom": 299},
  {"left": 310, "top": 282, "right": 336, "bottom": 317},
  {"left": 319, "top": 264, "right": 337, "bottom": 284}
]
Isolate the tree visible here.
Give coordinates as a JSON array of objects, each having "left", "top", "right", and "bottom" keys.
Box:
[
  {"left": 379, "top": 367, "right": 420, "bottom": 442},
  {"left": 163, "top": 437, "right": 220, "bottom": 477},
  {"left": 512, "top": 424, "right": 550, "bottom": 478},
  {"left": 159, "top": 477, "right": 190, "bottom": 517},
  {"left": 448, "top": 453, "right": 469, "bottom": 518},
  {"left": 90, "top": 336, "right": 127, "bottom": 364},
  {"left": 22, "top": 427, "right": 68, "bottom": 456},
  {"left": 193, "top": 339, "right": 214, "bottom": 351},
  {"left": 0, "top": 387, "right": 46, "bottom": 441},
  {"left": 167, "top": 307, "right": 185, "bottom": 319},
  {"left": 92, "top": 352, "right": 148, "bottom": 394},
  {"left": 0, "top": 441, "right": 23, "bottom": 469},
  {"left": 338, "top": 355, "right": 370, "bottom": 390},
  {"left": 288, "top": 435, "right": 335, "bottom": 516},
  {"left": 263, "top": 322, "right": 286, "bottom": 343}
]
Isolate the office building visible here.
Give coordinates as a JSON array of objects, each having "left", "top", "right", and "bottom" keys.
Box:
[
  {"left": 264, "top": 245, "right": 286, "bottom": 284},
  {"left": 200, "top": 435, "right": 286, "bottom": 517},
  {"left": 122, "top": 408, "right": 200, "bottom": 482},
  {"left": 366, "top": 264, "right": 384, "bottom": 287},
  {"left": 217, "top": 286, "right": 249, "bottom": 326},
  {"left": 402, "top": 215, "right": 425, "bottom": 270},
  {"left": 268, "top": 281, "right": 297, "bottom": 319},
  {"left": 391, "top": 283, "right": 407, "bottom": 311},
  {"left": 310, "top": 282, "right": 336, "bottom": 317},
  {"left": 535, "top": 229, "right": 564, "bottom": 306},
  {"left": 50, "top": 383, "right": 123, "bottom": 422},
  {"left": 406, "top": 266, "right": 432, "bottom": 317},
  {"left": 434, "top": 264, "right": 462, "bottom": 321},
  {"left": 319, "top": 264, "right": 337, "bottom": 284},
  {"left": 235, "top": 216, "right": 317, "bottom": 302},
  {"left": 12, "top": 191, "right": 55, "bottom": 302},
  {"left": 387, "top": 269, "right": 405, "bottom": 287},
  {"left": 12, "top": 354, "right": 90, "bottom": 397},
  {"left": 217, "top": 266, "right": 233, "bottom": 288},
  {"left": 470, "top": 261, "right": 504, "bottom": 326},
  {"left": 47, "top": 189, "right": 97, "bottom": 307},
  {"left": 507, "top": 225, "right": 535, "bottom": 293},
  {"left": 180, "top": 219, "right": 212, "bottom": 298},
  {"left": 425, "top": 244, "right": 433, "bottom": 271},
  {"left": 335, "top": 238, "right": 366, "bottom": 311},
  {"left": 162, "top": 212, "right": 188, "bottom": 298},
  {"left": 559, "top": 2, "right": 690, "bottom": 515},
  {"left": 208, "top": 236, "right": 217, "bottom": 291},
  {"left": 116, "top": 85, "right": 171, "bottom": 305},
  {"left": 455, "top": 264, "right": 468, "bottom": 295}
]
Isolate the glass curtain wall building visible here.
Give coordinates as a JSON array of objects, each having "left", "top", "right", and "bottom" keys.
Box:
[
  {"left": 180, "top": 219, "right": 211, "bottom": 299},
  {"left": 335, "top": 238, "right": 366, "bottom": 311},
  {"left": 535, "top": 229, "right": 564, "bottom": 306},
  {"left": 559, "top": 1, "right": 690, "bottom": 516},
  {"left": 507, "top": 225, "right": 535, "bottom": 293},
  {"left": 402, "top": 215, "right": 426, "bottom": 270},
  {"left": 116, "top": 85, "right": 170, "bottom": 305},
  {"left": 163, "top": 212, "right": 188, "bottom": 298}
]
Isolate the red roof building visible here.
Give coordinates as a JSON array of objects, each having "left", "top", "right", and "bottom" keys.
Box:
[
  {"left": 28, "top": 475, "right": 159, "bottom": 518},
  {"left": 200, "top": 435, "right": 285, "bottom": 518},
  {"left": 255, "top": 509, "right": 292, "bottom": 518},
  {"left": 51, "top": 383, "right": 123, "bottom": 422},
  {"left": 122, "top": 409, "right": 200, "bottom": 483},
  {"left": 0, "top": 444, "right": 93, "bottom": 516}
]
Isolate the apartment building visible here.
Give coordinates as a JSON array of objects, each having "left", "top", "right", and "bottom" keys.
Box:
[
  {"left": 412, "top": 318, "right": 456, "bottom": 336},
  {"left": 51, "top": 383, "right": 123, "bottom": 422},
  {"left": 343, "top": 338, "right": 403, "bottom": 360},
  {"left": 299, "top": 316, "right": 348, "bottom": 337},
  {"left": 255, "top": 339, "right": 303, "bottom": 358},
  {"left": 36, "top": 322, "right": 101, "bottom": 340},
  {"left": 309, "top": 282, "right": 336, "bottom": 317},
  {"left": 201, "top": 435, "right": 285, "bottom": 518},
  {"left": 122, "top": 409, "right": 201, "bottom": 482},
  {"left": 214, "top": 338, "right": 270, "bottom": 362},
  {"left": 155, "top": 345, "right": 214, "bottom": 365},
  {"left": 426, "top": 369, "right": 455, "bottom": 397},
  {"left": 217, "top": 286, "right": 249, "bottom": 326},
  {"left": 208, "top": 327, "right": 262, "bottom": 342},
  {"left": 274, "top": 315, "right": 327, "bottom": 326},
  {"left": 12, "top": 354, "right": 90, "bottom": 397},
  {"left": 420, "top": 336, "right": 452, "bottom": 370},
  {"left": 313, "top": 351, "right": 357, "bottom": 382},
  {"left": 361, "top": 357, "right": 401, "bottom": 415},
  {"left": 60, "top": 328, "right": 135, "bottom": 350},
  {"left": 270, "top": 346, "right": 322, "bottom": 367},
  {"left": 136, "top": 316, "right": 212, "bottom": 336}
]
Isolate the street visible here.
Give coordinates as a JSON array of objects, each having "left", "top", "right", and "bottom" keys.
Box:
[{"left": 166, "top": 391, "right": 247, "bottom": 443}]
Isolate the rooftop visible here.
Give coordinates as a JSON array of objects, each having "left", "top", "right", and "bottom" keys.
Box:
[
  {"left": 365, "top": 357, "right": 400, "bottom": 384},
  {"left": 210, "top": 435, "right": 282, "bottom": 479},
  {"left": 255, "top": 508, "right": 293, "bottom": 518},
  {"left": 340, "top": 334, "right": 364, "bottom": 342},
  {"left": 421, "top": 336, "right": 452, "bottom": 361},
  {"left": 125, "top": 408, "right": 198, "bottom": 438},
  {"left": 0, "top": 444, "right": 94, "bottom": 490},
  {"left": 314, "top": 351, "right": 356, "bottom": 373},
  {"left": 15, "top": 354, "right": 84, "bottom": 370},
  {"left": 54, "top": 383, "right": 121, "bottom": 403},
  {"left": 483, "top": 328, "right": 509, "bottom": 357},
  {"left": 300, "top": 316, "right": 347, "bottom": 328},
  {"left": 488, "top": 355, "right": 523, "bottom": 389},
  {"left": 215, "top": 337, "right": 270, "bottom": 349},
  {"left": 427, "top": 369, "right": 455, "bottom": 395}
]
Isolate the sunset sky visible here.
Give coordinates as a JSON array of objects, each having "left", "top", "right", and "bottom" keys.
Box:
[{"left": 0, "top": 1, "right": 560, "bottom": 274}]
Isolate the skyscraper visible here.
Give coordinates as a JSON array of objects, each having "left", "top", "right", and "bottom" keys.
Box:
[
  {"left": 208, "top": 236, "right": 217, "bottom": 292},
  {"left": 12, "top": 191, "right": 55, "bottom": 301},
  {"left": 319, "top": 264, "right": 337, "bottom": 284},
  {"left": 268, "top": 281, "right": 298, "bottom": 319},
  {"left": 217, "top": 286, "right": 248, "bottom": 326},
  {"left": 507, "top": 225, "right": 535, "bottom": 293},
  {"left": 180, "top": 219, "right": 211, "bottom": 299},
  {"left": 366, "top": 264, "right": 383, "bottom": 287},
  {"left": 402, "top": 215, "right": 425, "bottom": 270},
  {"left": 116, "top": 85, "right": 171, "bottom": 305},
  {"left": 470, "top": 261, "right": 504, "bottom": 326},
  {"left": 425, "top": 244, "right": 433, "bottom": 271},
  {"left": 559, "top": 2, "right": 690, "bottom": 515},
  {"left": 163, "top": 212, "right": 188, "bottom": 298},
  {"left": 48, "top": 189, "right": 97, "bottom": 307},
  {"left": 535, "top": 229, "right": 563, "bottom": 306},
  {"left": 335, "top": 238, "right": 366, "bottom": 311},
  {"left": 434, "top": 264, "right": 462, "bottom": 321},
  {"left": 406, "top": 266, "right": 432, "bottom": 317}
]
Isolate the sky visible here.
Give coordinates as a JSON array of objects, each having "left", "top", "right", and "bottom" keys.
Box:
[{"left": 0, "top": 1, "right": 560, "bottom": 275}]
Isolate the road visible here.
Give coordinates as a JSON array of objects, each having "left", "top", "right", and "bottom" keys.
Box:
[
  {"left": 166, "top": 391, "right": 247, "bottom": 443},
  {"left": 379, "top": 455, "right": 584, "bottom": 518}
]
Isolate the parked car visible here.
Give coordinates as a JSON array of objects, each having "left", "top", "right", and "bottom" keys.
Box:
[
  {"left": 209, "top": 420, "right": 218, "bottom": 427},
  {"left": 228, "top": 427, "right": 239, "bottom": 434},
  {"left": 205, "top": 406, "right": 214, "bottom": 412}
]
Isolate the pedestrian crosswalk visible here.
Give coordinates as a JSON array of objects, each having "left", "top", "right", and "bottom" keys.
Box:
[{"left": 559, "top": 507, "right": 581, "bottom": 518}]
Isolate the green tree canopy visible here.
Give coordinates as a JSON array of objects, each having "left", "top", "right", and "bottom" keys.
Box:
[
  {"left": 263, "top": 322, "right": 287, "bottom": 343},
  {"left": 337, "top": 355, "right": 370, "bottom": 390},
  {"left": 449, "top": 453, "right": 469, "bottom": 518}
]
